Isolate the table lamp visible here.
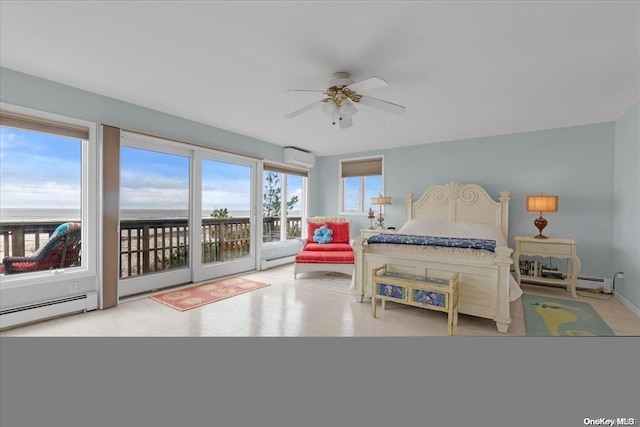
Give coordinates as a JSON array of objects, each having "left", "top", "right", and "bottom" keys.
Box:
[
  {"left": 526, "top": 194, "right": 558, "bottom": 239},
  {"left": 371, "top": 195, "right": 392, "bottom": 229}
]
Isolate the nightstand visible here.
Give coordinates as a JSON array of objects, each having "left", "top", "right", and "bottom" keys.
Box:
[
  {"left": 513, "top": 236, "right": 581, "bottom": 299},
  {"left": 360, "top": 228, "right": 396, "bottom": 239}
]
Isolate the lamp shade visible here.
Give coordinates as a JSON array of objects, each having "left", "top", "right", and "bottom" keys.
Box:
[
  {"left": 526, "top": 195, "right": 558, "bottom": 213},
  {"left": 340, "top": 99, "right": 359, "bottom": 117},
  {"left": 371, "top": 196, "right": 392, "bottom": 205},
  {"left": 322, "top": 100, "right": 337, "bottom": 117}
]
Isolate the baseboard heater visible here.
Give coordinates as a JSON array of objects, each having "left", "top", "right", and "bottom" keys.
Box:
[
  {"left": 510, "top": 269, "right": 613, "bottom": 294},
  {"left": 0, "top": 292, "right": 98, "bottom": 329},
  {"left": 576, "top": 276, "right": 613, "bottom": 293},
  {"left": 260, "top": 255, "right": 296, "bottom": 270}
]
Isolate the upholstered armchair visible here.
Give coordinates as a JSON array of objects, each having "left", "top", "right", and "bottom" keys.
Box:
[{"left": 293, "top": 217, "right": 354, "bottom": 278}]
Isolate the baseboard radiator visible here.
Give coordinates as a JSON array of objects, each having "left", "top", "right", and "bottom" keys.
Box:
[
  {"left": 577, "top": 276, "right": 613, "bottom": 293},
  {"left": 0, "top": 292, "right": 98, "bottom": 329},
  {"left": 511, "top": 269, "right": 613, "bottom": 294},
  {"left": 260, "top": 255, "right": 296, "bottom": 270}
]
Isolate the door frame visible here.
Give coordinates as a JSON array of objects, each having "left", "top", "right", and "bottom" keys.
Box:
[
  {"left": 118, "top": 131, "right": 260, "bottom": 298},
  {"left": 191, "top": 149, "right": 259, "bottom": 283}
]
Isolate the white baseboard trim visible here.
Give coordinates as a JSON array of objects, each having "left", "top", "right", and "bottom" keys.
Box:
[
  {"left": 260, "top": 255, "right": 295, "bottom": 271},
  {"left": 615, "top": 292, "right": 640, "bottom": 318}
]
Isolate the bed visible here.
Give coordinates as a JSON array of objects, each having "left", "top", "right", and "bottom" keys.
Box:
[{"left": 352, "top": 181, "right": 522, "bottom": 333}]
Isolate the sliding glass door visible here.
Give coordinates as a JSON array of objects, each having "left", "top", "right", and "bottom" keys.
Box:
[
  {"left": 193, "top": 153, "right": 257, "bottom": 283},
  {"left": 118, "top": 135, "right": 192, "bottom": 297},
  {"left": 118, "top": 132, "right": 258, "bottom": 297}
]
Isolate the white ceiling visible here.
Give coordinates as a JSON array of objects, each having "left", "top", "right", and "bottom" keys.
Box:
[{"left": 1, "top": 1, "right": 638, "bottom": 156}]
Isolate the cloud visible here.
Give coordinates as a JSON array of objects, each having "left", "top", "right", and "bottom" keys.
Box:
[
  {"left": 0, "top": 129, "right": 19, "bottom": 144},
  {"left": 0, "top": 182, "right": 80, "bottom": 208},
  {"left": 120, "top": 170, "right": 188, "bottom": 190},
  {"left": 201, "top": 189, "right": 250, "bottom": 211},
  {"left": 119, "top": 169, "right": 253, "bottom": 210},
  {"left": 120, "top": 187, "right": 189, "bottom": 209}
]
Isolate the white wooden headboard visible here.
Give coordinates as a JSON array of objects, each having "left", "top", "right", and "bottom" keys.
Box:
[{"left": 405, "top": 181, "right": 510, "bottom": 239}]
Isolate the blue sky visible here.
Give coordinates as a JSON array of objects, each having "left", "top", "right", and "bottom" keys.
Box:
[
  {"left": 121, "top": 149, "right": 302, "bottom": 212},
  {"left": 120, "top": 146, "right": 191, "bottom": 210},
  {"left": 1, "top": 126, "right": 302, "bottom": 213},
  {"left": 344, "top": 175, "right": 382, "bottom": 211},
  {"left": 0, "top": 126, "right": 81, "bottom": 209}
]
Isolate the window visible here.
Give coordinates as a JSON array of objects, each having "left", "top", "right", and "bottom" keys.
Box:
[
  {"left": 119, "top": 145, "right": 191, "bottom": 279},
  {"left": 262, "top": 163, "right": 307, "bottom": 243},
  {"left": 339, "top": 156, "right": 384, "bottom": 214},
  {"left": 0, "top": 106, "right": 97, "bottom": 287}
]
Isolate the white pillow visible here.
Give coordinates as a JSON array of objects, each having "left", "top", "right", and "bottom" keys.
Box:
[{"left": 396, "top": 219, "right": 448, "bottom": 235}]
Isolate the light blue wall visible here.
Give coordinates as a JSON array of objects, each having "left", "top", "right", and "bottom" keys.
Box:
[
  {"left": 316, "top": 123, "right": 616, "bottom": 280},
  {"left": 0, "top": 68, "right": 284, "bottom": 161},
  {"left": 613, "top": 102, "right": 640, "bottom": 311}
]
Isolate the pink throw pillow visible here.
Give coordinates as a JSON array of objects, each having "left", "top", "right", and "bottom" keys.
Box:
[
  {"left": 327, "top": 221, "right": 350, "bottom": 243},
  {"left": 306, "top": 221, "right": 325, "bottom": 243}
]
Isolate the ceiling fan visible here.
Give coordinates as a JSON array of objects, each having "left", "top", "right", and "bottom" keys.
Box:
[{"left": 285, "top": 72, "right": 406, "bottom": 129}]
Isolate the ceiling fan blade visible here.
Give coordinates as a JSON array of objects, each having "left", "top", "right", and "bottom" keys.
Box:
[
  {"left": 357, "top": 95, "right": 406, "bottom": 115},
  {"left": 345, "top": 76, "right": 388, "bottom": 93},
  {"left": 285, "top": 99, "right": 325, "bottom": 119},
  {"left": 286, "top": 89, "right": 325, "bottom": 92},
  {"left": 339, "top": 116, "right": 353, "bottom": 129}
]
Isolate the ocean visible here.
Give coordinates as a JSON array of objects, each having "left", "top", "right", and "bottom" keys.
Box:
[
  {"left": 1, "top": 208, "right": 251, "bottom": 222},
  {"left": 0, "top": 208, "right": 301, "bottom": 222}
]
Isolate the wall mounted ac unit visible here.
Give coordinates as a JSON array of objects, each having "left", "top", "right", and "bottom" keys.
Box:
[{"left": 284, "top": 147, "right": 315, "bottom": 168}]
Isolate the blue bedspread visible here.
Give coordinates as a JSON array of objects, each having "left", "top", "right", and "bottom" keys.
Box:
[{"left": 366, "top": 233, "right": 496, "bottom": 252}]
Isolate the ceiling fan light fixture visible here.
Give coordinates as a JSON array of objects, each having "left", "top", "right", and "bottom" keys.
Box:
[
  {"left": 285, "top": 72, "right": 405, "bottom": 128},
  {"left": 322, "top": 100, "right": 337, "bottom": 118},
  {"left": 341, "top": 99, "right": 359, "bottom": 116},
  {"left": 339, "top": 115, "right": 353, "bottom": 129}
]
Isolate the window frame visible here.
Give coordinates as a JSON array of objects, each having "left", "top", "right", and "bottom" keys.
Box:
[
  {"left": 262, "top": 162, "right": 308, "bottom": 245},
  {"left": 0, "top": 103, "right": 100, "bottom": 292},
  {"left": 338, "top": 155, "right": 385, "bottom": 216}
]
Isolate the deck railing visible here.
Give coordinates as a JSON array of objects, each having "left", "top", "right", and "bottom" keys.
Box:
[
  {"left": 0, "top": 216, "right": 302, "bottom": 278},
  {"left": 0, "top": 222, "right": 63, "bottom": 261}
]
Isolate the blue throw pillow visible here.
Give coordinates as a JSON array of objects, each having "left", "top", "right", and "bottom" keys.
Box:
[{"left": 313, "top": 224, "right": 333, "bottom": 244}]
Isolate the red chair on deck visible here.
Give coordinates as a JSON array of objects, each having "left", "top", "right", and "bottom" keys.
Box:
[{"left": 2, "top": 222, "right": 81, "bottom": 275}]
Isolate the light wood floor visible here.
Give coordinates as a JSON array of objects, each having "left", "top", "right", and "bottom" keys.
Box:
[{"left": 1, "top": 264, "right": 638, "bottom": 336}]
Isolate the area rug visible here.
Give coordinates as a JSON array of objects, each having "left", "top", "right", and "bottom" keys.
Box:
[
  {"left": 522, "top": 293, "right": 615, "bottom": 336},
  {"left": 150, "top": 277, "right": 270, "bottom": 311},
  {"left": 295, "top": 271, "right": 353, "bottom": 295}
]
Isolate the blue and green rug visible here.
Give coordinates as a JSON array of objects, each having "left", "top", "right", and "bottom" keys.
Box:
[{"left": 522, "top": 293, "right": 615, "bottom": 336}]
